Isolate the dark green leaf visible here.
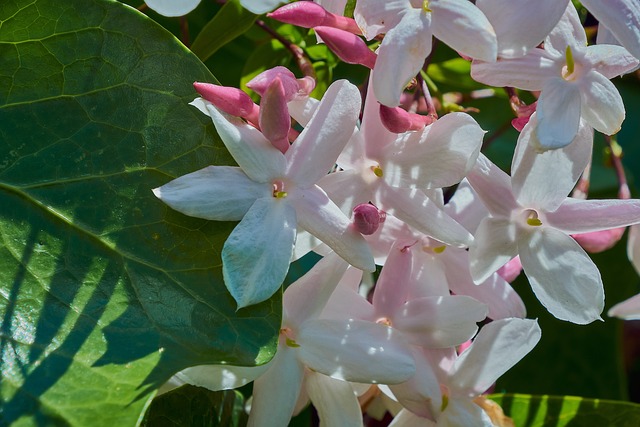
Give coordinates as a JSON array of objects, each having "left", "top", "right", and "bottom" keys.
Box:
[
  {"left": 490, "top": 393, "right": 640, "bottom": 427},
  {"left": 0, "top": 0, "right": 280, "bottom": 425},
  {"left": 191, "top": 0, "right": 258, "bottom": 63},
  {"left": 142, "top": 386, "right": 248, "bottom": 427}
]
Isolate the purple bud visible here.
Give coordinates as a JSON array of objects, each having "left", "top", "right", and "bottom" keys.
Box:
[{"left": 353, "top": 204, "right": 385, "bottom": 235}]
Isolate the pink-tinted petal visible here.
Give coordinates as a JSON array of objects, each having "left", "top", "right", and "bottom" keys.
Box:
[
  {"left": 545, "top": 2, "right": 586, "bottom": 56},
  {"left": 206, "top": 104, "right": 286, "bottom": 183},
  {"left": 582, "top": 0, "right": 640, "bottom": 59},
  {"left": 362, "top": 77, "right": 399, "bottom": 161},
  {"left": 431, "top": 0, "right": 497, "bottom": 62},
  {"left": 372, "top": 241, "right": 416, "bottom": 313},
  {"left": 287, "top": 96, "right": 319, "bottom": 127},
  {"left": 248, "top": 348, "right": 305, "bottom": 427},
  {"left": 444, "top": 179, "right": 489, "bottom": 234},
  {"left": 536, "top": 77, "right": 582, "bottom": 149},
  {"left": 579, "top": 70, "right": 625, "bottom": 136},
  {"left": 449, "top": 318, "right": 541, "bottom": 396},
  {"left": 305, "top": 373, "right": 363, "bottom": 427},
  {"left": 476, "top": 0, "right": 566, "bottom": 58},
  {"left": 518, "top": 226, "right": 604, "bottom": 324},
  {"left": 546, "top": 198, "right": 640, "bottom": 234},
  {"left": 511, "top": 113, "right": 592, "bottom": 211},
  {"left": 298, "top": 318, "right": 415, "bottom": 384},
  {"left": 629, "top": 225, "right": 640, "bottom": 275},
  {"left": 223, "top": 198, "right": 296, "bottom": 308},
  {"left": 378, "top": 185, "right": 474, "bottom": 248},
  {"left": 470, "top": 49, "right": 556, "bottom": 91},
  {"left": 608, "top": 293, "right": 640, "bottom": 320},
  {"left": 247, "top": 66, "right": 300, "bottom": 99},
  {"left": 286, "top": 80, "right": 361, "bottom": 188},
  {"left": 585, "top": 45, "right": 640, "bottom": 78},
  {"left": 468, "top": 218, "right": 518, "bottom": 284},
  {"left": 372, "top": 9, "right": 432, "bottom": 107},
  {"left": 259, "top": 77, "right": 292, "bottom": 153},
  {"left": 393, "top": 295, "right": 488, "bottom": 348},
  {"left": 293, "top": 187, "right": 375, "bottom": 272},
  {"left": 153, "top": 166, "right": 270, "bottom": 221},
  {"left": 284, "top": 252, "right": 350, "bottom": 324},
  {"left": 354, "top": 0, "right": 409, "bottom": 39},
  {"left": 384, "top": 112, "right": 484, "bottom": 189},
  {"left": 466, "top": 154, "right": 519, "bottom": 218},
  {"left": 146, "top": 0, "right": 201, "bottom": 16}
]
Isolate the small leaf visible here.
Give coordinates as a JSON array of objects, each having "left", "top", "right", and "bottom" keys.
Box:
[{"left": 191, "top": 0, "right": 258, "bottom": 63}]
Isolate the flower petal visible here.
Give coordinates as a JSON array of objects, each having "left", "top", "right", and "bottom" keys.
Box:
[
  {"left": 169, "top": 363, "right": 270, "bottom": 392},
  {"left": 518, "top": 226, "right": 604, "bottom": 324},
  {"left": 294, "top": 187, "right": 375, "bottom": 272},
  {"left": 431, "top": 0, "right": 497, "bottom": 62},
  {"left": 223, "top": 197, "right": 296, "bottom": 308},
  {"left": 545, "top": 2, "right": 586, "bottom": 56},
  {"left": 240, "top": 0, "right": 285, "bottom": 14},
  {"left": 440, "top": 398, "right": 494, "bottom": 427},
  {"left": 354, "top": 0, "right": 409, "bottom": 39},
  {"left": 581, "top": 0, "right": 640, "bottom": 59},
  {"left": 585, "top": 45, "right": 640, "bottom": 78},
  {"left": 608, "top": 293, "right": 640, "bottom": 320},
  {"left": 385, "top": 112, "right": 484, "bottom": 189},
  {"left": 372, "top": 241, "right": 416, "bottom": 313},
  {"left": 547, "top": 198, "right": 640, "bottom": 234},
  {"left": 285, "top": 80, "right": 361, "bottom": 188},
  {"left": 146, "top": 0, "right": 201, "bottom": 17},
  {"left": 471, "top": 49, "right": 557, "bottom": 91},
  {"left": 362, "top": 77, "right": 398, "bottom": 161},
  {"left": 469, "top": 218, "right": 518, "bottom": 284},
  {"left": 248, "top": 347, "right": 305, "bottom": 427},
  {"left": 153, "top": 166, "right": 270, "bottom": 221},
  {"left": 466, "top": 154, "right": 519, "bottom": 218},
  {"left": 449, "top": 318, "right": 541, "bottom": 396},
  {"left": 444, "top": 179, "right": 489, "bottom": 234},
  {"left": 476, "top": 0, "right": 566, "bottom": 58},
  {"left": 511, "top": 113, "right": 593, "bottom": 211},
  {"left": 298, "top": 319, "right": 415, "bottom": 384},
  {"left": 305, "top": 373, "right": 363, "bottom": 427},
  {"left": 206, "top": 104, "right": 286, "bottom": 183},
  {"left": 536, "top": 77, "right": 582, "bottom": 149},
  {"left": 372, "top": 9, "right": 432, "bottom": 107},
  {"left": 579, "top": 70, "right": 625, "bottom": 136},
  {"left": 393, "top": 295, "right": 488, "bottom": 348}
]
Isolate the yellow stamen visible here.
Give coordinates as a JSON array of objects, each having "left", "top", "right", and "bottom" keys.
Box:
[
  {"left": 441, "top": 394, "right": 449, "bottom": 411},
  {"left": 372, "top": 166, "right": 384, "bottom": 178},
  {"left": 565, "top": 45, "right": 575, "bottom": 75},
  {"left": 423, "top": 0, "right": 432, "bottom": 12},
  {"left": 285, "top": 337, "right": 300, "bottom": 348},
  {"left": 274, "top": 191, "right": 288, "bottom": 198},
  {"left": 433, "top": 245, "right": 446, "bottom": 254},
  {"left": 527, "top": 217, "right": 542, "bottom": 227}
]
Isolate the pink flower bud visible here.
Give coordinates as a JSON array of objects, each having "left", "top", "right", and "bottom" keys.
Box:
[
  {"left": 259, "top": 77, "right": 291, "bottom": 153},
  {"left": 268, "top": 2, "right": 361, "bottom": 34},
  {"left": 379, "top": 105, "right": 434, "bottom": 133},
  {"left": 247, "top": 66, "right": 300, "bottom": 100},
  {"left": 497, "top": 256, "right": 523, "bottom": 283},
  {"left": 572, "top": 227, "right": 626, "bottom": 253},
  {"left": 314, "top": 26, "right": 376, "bottom": 69},
  {"left": 193, "top": 82, "right": 260, "bottom": 125},
  {"left": 353, "top": 203, "right": 385, "bottom": 235}
]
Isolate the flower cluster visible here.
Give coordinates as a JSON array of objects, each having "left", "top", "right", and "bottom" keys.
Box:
[{"left": 150, "top": 0, "right": 640, "bottom": 425}]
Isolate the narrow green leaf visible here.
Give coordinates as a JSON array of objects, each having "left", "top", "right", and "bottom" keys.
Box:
[
  {"left": 191, "top": 0, "right": 258, "bottom": 63},
  {"left": 0, "top": 0, "right": 279, "bottom": 425},
  {"left": 490, "top": 394, "right": 640, "bottom": 427},
  {"left": 343, "top": 0, "right": 357, "bottom": 18}
]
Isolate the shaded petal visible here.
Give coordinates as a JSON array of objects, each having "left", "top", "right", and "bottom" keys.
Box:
[
  {"left": 354, "top": 0, "right": 409, "bottom": 39},
  {"left": 294, "top": 187, "right": 375, "bottom": 272},
  {"left": 519, "top": 227, "right": 604, "bottom": 324},
  {"left": 223, "top": 198, "right": 296, "bottom": 308},
  {"left": 240, "top": 0, "right": 284, "bottom": 14},
  {"left": 545, "top": 2, "right": 586, "bottom": 56},
  {"left": 378, "top": 185, "right": 474, "bottom": 248},
  {"left": 476, "top": 0, "right": 566, "bottom": 58},
  {"left": 393, "top": 295, "right": 488, "bottom": 348},
  {"left": 470, "top": 49, "right": 557, "bottom": 90},
  {"left": 469, "top": 218, "right": 518, "bottom": 284},
  {"left": 385, "top": 113, "right": 484, "bottom": 189},
  {"left": 286, "top": 80, "right": 361, "bottom": 188},
  {"left": 317, "top": 169, "right": 370, "bottom": 214},
  {"left": 443, "top": 249, "right": 526, "bottom": 319},
  {"left": 511, "top": 113, "right": 593, "bottom": 211},
  {"left": 373, "top": 241, "right": 416, "bottom": 313},
  {"left": 547, "top": 198, "right": 640, "bottom": 234},
  {"left": 579, "top": 70, "right": 625, "bottom": 136},
  {"left": 629, "top": 225, "right": 640, "bottom": 275},
  {"left": 582, "top": 0, "right": 640, "bottom": 59},
  {"left": 444, "top": 179, "right": 489, "bottom": 234},
  {"left": 440, "top": 398, "right": 494, "bottom": 427},
  {"left": 146, "top": 0, "right": 201, "bottom": 16},
  {"left": 431, "top": 0, "right": 497, "bottom": 62},
  {"left": 287, "top": 96, "right": 319, "bottom": 127},
  {"left": 536, "top": 77, "right": 582, "bottom": 149},
  {"left": 362, "top": 77, "right": 398, "bottom": 161},
  {"left": 466, "top": 154, "right": 519, "bottom": 218},
  {"left": 170, "top": 363, "right": 270, "bottom": 391},
  {"left": 373, "top": 9, "right": 432, "bottom": 107},
  {"left": 585, "top": 44, "right": 640, "bottom": 78},
  {"left": 305, "top": 373, "right": 363, "bottom": 427},
  {"left": 207, "top": 104, "right": 286, "bottom": 183},
  {"left": 248, "top": 348, "right": 305, "bottom": 427},
  {"left": 284, "top": 252, "right": 350, "bottom": 324},
  {"left": 449, "top": 318, "right": 541, "bottom": 396},
  {"left": 298, "top": 319, "right": 415, "bottom": 384},
  {"left": 153, "top": 166, "right": 270, "bottom": 221}
]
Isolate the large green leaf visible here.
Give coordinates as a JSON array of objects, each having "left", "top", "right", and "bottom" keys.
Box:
[
  {"left": 0, "top": 0, "right": 280, "bottom": 425},
  {"left": 490, "top": 394, "right": 640, "bottom": 427}
]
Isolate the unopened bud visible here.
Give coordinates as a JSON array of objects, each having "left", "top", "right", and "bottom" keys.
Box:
[
  {"left": 259, "top": 77, "right": 291, "bottom": 153},
  {"left": 497, "top": 256, "right": 522, "bottom": 283},
  {"left": 572, "top": 227, "right": 626, "bottom": 253},
  {"left": 379, "top": 104, "right": 434, "bottom": 133},
  {"left": 268, "top": 3, "right": 361, "bottom": 34},
  {"left": 314, "top": 26, "right": 376, "bottom": 69},
  {"left": 353, "top": 203, "right": 385, "bottom": 235},
  {"left": 193, "top": 82, "right": 260, "bottom": 125}
]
